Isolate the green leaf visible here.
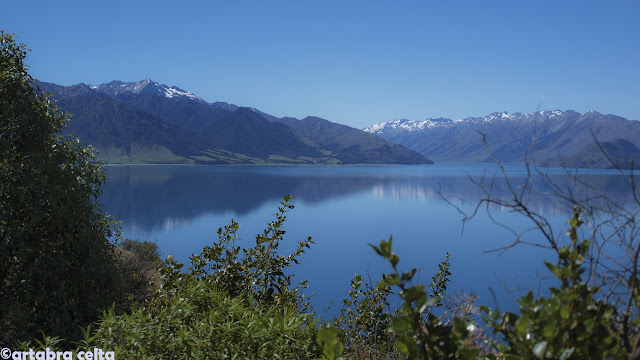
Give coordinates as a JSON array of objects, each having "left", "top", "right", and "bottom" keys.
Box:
[
  {"left": 388, "top": 274, "right": 400, "bottom": 286},
  {"left": 532, "top": 341, "right": 548, "bottom": 358},
  {"left": 380, "top": 238, "right": 392, "bottom": 257},
  {"left": 322, "top": 343, "right": 336, "bottom": 360},
  {"left": 392, "top": 316, "right": 411, "bottom": 333},
  {"left": 394, "top": 340, "right": 409, "bottom": 355},
  {"left": 316, "top": 327, "right": 338, "bottom": 346},
  {"left": 402, "top": 285, "right": 426, "bottom": 303},
  {"left": 542, "top": 325, "right": 554, "bottom": 338},
  {"left": 559, "top": 348, "right": 575, "bottom": 360},
  {"left": 389, "top": 254, "right": 400, "bottom": 267},
  {"left": 453, "top": 317, "right": 468, "bottom": 334},
  {"left": 369, "top": 244, "right": 383, "bottom": 256},
  {"left": 515, "top": 315, "right": 529, "bottom": 336},
  {"left": 401, "top": 268, "right": 417, "bottom": 281}
]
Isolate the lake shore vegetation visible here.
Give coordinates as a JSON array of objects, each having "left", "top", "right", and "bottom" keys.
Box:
[{"left": 4, "top": 32, "right": 640, "bottom": 359}]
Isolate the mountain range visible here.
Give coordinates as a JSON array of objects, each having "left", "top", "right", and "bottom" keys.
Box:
[
  {"left": 364, "top": 110, "right": 640, "bottom": 169},
  {"left": 35, "top": 78, "right": 640, "bottom": 169},
  {"left": 36, "top": 79, "right": 431, "bottom": 165}
]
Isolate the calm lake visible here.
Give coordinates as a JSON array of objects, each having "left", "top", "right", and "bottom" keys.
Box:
[{"left": 100, "top": 163, "right": 634, "bottom": 316}]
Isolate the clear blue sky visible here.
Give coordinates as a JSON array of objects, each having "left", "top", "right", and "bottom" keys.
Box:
[{"left": 3, "top": 1, "right": 639, "bottom": 128}]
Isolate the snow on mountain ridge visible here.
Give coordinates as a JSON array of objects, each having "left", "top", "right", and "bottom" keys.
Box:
[
  {"left": 88, "top": 79, "right": 247, "bottom": 112},
  {"left": 364, "top": 110, "right": 596, "bottom": 134},
  {"left": 364, "top": 117, "right": 460, "bottom": 133},
  {"left": 162, "top": 85, "right": 200, "bottom": 100},
  {"left": 90, "top": 78, "right": 206, "bottom": 103}
]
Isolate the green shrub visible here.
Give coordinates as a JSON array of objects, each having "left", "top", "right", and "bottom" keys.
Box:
[
  {"left": 373, "top": 238, "right": 478, "bottom": 359},
  {"left": 480, "top": 208, "right": 631, "bottom": 359},
  {"left": 188, "top": 195, "right": 313, "bottom": 309},
  {"left": 364, "top": 208, "right": 640, "bottom": 359},
  {"left": 91, "top": 277, "right": 320, "bottom": 359},
  {"left": 115, "top": 239, "right": 161, "bottom": 310},
  {"left": 69, "top": 196, "right": 322, "bottom": 359},
  {"left": 7, "top": 29, "right": 640, "bottom": 360},
  {"left": 0, "top": 31, "right": 122, "bottom": 344},
  {"left": 120, "top": 238, "right": 160, "bottom": 263},
  {"left": 331, "top": 273, "right": 396, "bottom": 358}
]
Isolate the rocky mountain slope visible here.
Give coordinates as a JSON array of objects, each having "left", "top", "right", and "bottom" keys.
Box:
[
  {"left": 36, "top": 80, "right": 431, "bottom": 165},
  {"left": 364, "top": 110, "right": 640, "bottom": 168}
]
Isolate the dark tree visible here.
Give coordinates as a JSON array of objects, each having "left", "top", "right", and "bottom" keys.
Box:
[{"left": 0, "top": 32, "right": 121, "bottom": 344}]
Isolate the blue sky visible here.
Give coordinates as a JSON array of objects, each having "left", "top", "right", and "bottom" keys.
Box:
[{"left": 3, "top": 1, "right": 639, "bottom": 128}]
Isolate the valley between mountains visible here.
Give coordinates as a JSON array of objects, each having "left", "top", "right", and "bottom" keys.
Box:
[{"left": 38, "top": 79, "right": 640, "bottom": 168}]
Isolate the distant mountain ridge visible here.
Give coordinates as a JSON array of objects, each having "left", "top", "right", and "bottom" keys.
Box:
[
  {"left": 365, "top": 110, "right": 578, "bottom": 133},
  {"left": 36, "top": 79, "right": 431, "bottom": 165},
  {"left": 90, "top": 78, "right": 241, "bottom": 112},
  {"left": 90, "top": 78, "right": 203, "bottom": 101},
  {"left": 364, "top": 110, "right": 640, "bottom": 168}
]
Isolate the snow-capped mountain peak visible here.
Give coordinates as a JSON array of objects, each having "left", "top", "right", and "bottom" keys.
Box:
[
  {"left": 89, "top": 79, "right": 206, "bottom": 103},
  {"left": 362, "top": 109, "right": 639, "bottom": 167},
  {"left": 364, "top": 110, "right": 585, "bottom": 134},
  {"left": 581, "top": 110, "right": 602, "bottom": 117},
  {"left": 363, "top": 117, "right": 457, "bottom": 133}
]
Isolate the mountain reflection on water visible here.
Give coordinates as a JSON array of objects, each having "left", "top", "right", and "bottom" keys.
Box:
[
  {"left": 101, "top": 164, "right": 634, "bottom": 235},
  {"left": 102, "top": 165, "right": 392, "bottom": 233},
  {"left": 100, "top": 164, "right": 638, "bottom": 315}
]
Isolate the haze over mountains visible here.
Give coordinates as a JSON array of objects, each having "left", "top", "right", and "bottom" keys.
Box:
[
  {"left": 364, "top": 111, "right": 640, "bottom": 169},
  {"left": 36, "top": 79, "right": 430, "bottom": 165}
]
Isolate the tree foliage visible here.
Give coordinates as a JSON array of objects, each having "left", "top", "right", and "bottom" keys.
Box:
[
  {"left": 52, "top": 196, "right": 321, "bottom": 359},
  {"left": 90, "top": 277, "right": 320, "bottom": 360},
  {"left": 6, "top": 30, "right": 640, "bottom": 359},
  {"left": 373, "top": 239, "right": 478, "bottom": 359},
  {"left": 0, "top": 31, "right": 121, "bottom": 344},
  {"left": 331, "top": 273, "right": 395, "bottom": 358},
  {"left": 481, "top": 207, "right": 630, "bottom": 359},
  {"left": 186, "top": 195, "right": 313, "bottom": 309},
  {"left": 434, "top": 126, "right": 640, "bottom": 359}
]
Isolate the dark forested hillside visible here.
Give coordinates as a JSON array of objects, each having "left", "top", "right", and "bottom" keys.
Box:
[
  {"left": 36, "top": 80, "right": 431, "bottom": 165},
  {"left": 200, "top": 108, "right": 332, "bottom": 160},
  {"left": 274, "top": 116, "right": 432, "bottom": 164}
]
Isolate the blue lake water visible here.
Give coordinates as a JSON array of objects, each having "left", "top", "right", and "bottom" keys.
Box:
[{"left": 100, "top": 163, "right": 635, "bottom": 316}]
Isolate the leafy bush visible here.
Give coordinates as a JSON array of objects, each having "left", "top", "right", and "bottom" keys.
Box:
[
  {"left": 188, "top": 195, "right": 313, "bottom": 309},
  {"left": 365, "top": 208, "right": 640, "bottom": 359},
  {"left": 63, "top": 196, "right": 322, "bottom": 358},
  {"left": 120, "top": 238, "right": 160, "bottom": 263},
  {"left": 17, "top": 192, "right": 640, "bottom": 359},
  {"left": 373, "top": 238, "right": 478, "bottom": 359},
  {"left": 480, "top": 208, "right": 632, "bottom": 359},
  {"left": 331, "top": 273, "right": 396, "bottom": 358},
  {"left": 115, "top": 239, "right": 161, "bottom": 309},
  {"left": 7, "top": 29, "right": 640, "bottom": 360},
  {"left": 0, "top": 31, "right": 122, "bottom": 344},
  {"left": 91, "top": 277, "right": 320, "bottom": 359}
]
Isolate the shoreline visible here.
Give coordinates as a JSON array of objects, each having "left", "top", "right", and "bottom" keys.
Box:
[{"left": 102, "top": 162, "right": 437, "bottom": 167}]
